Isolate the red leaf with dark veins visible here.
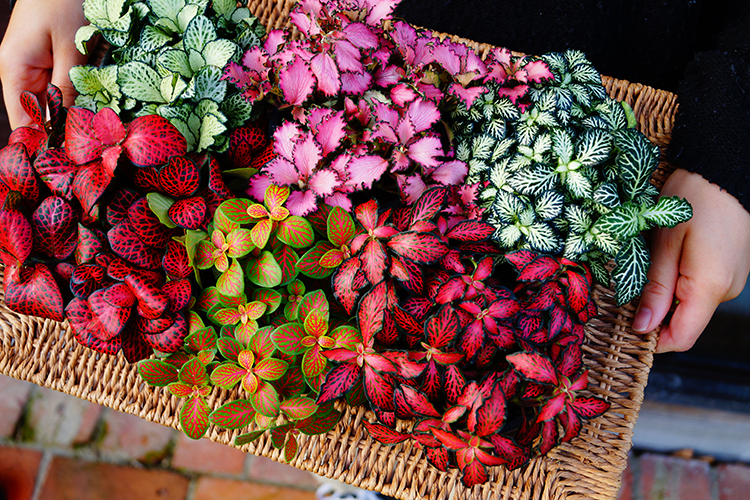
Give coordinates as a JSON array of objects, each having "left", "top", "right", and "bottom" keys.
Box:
[
  {"left": 143, "top": 313, "right": 188, "bottom": 353},
  {"left": 123, "top": 114, "right": 187, "bottom": 167},
  {"left": 504, "top": 249, "right": 537, "bottom": 270},
  {"left": 70, "top": 263, "right": 106, "bottom": 299},
  {"left": 67, "top": 298, "right": 122, "bottom": 355},
  {"left": 168, "top": 196, "right": 207, "bottom": 230},
  {"left": 4, "top": 264, "right": 64, "bottom": 321},
  {"left": 391, "top": 255, "right": 424, "bottom": 293},
  {"left": 163, "top": 279, "right": 192, "bottom": 313},
  {"left": 425, "top": 447, "right": 450, "bottom": 472},
  {"left": 20, "top": 91, "right": 44, "bottom": 128},
  {"left": 434, "top": 277, "right": 466, "bottom": 304},
  {"left": 332, "top": 257, "right": 361, "bottom": 315},
  {"left": 108, "top": 222, "right": 162, "bottom": 270},
  {"left": 126, "top": 273, "right": 169, "bottom": 319},
  {"left": 317, "top": 363, "right": 362, "bottom": 404},
  {"left": 34, "top": 149, "right": 77, "bottom": 199},
  {"left": 475, "top": 384, "right": 506, "bottom": 437},
  {"left": 425, "top": 305, "right": 461, "bottom": 348},
  {"left": 65, "top": 107, "right": 101, "bottom": 165},
  {"left": 73, "top": 161, "right": 113, "bottom": 215},
  {"left": 393, "top": 387, "right": 414, "bottom": 419},
  {"left": 354, "top": 199, "right": 379, "bottom": 233},
  {"left": 206, "top": 154, "right": 234, "bottom": 200},
  {"left": 363, "top": 420, "right": 410, "bottom": 445},
  {"left": 375, "top": 309, "right": 399, "bottom": 346},
  {"left": 565, "top": 269, "right": 591, "bottom": 313},
  {"left": 358, "top": 280, "right": 387, "bottom": 347},
  {"left": 459, "top": 454, "right": 489, "bottom": 488},
  {"left": 0, "top": 143, "right": 39, "bottom": 206},
  {"left": 162, "top": 240, "right": 191, "bottom": 279},
  {"left": 88, "top": 286, "right": 131, "bottom": 340},
  {"left": 128, "top": 197, "right": 173, "bottom": 249},
  {"left": 0, "top": 209, "right": 32, "bottom": 266},
  {"left": 46, "top": 84, "right": 64, "bottom": 132},
  {"left": 554, "top": 343, "right": 582, "bottom": 378},
  {"left": 572, "top": 397, "right": 610, "bottom": 419},
  {"left": 134, "top": 167, "right": 161, "bottom": 192},
  {"left": 445, "top": 219, "right": 495, "bottom": 241},
  {"left": 400, "top": 384, "right": 441, "bottom": 417},
  {"left": 444, "top": 364, "right": 466, "bottom": 404},
  {"left": 507, "top": 352, "right": 558, "bottom": 385},
  {"left": 387, "top": 231, "right": 447, "bottom": 265},
  {"left": 121, "top": 326, "right": 152, "bottom": 364},
  {"left": 421, "top": 360, "right": 441, "bottom": 400},
  {"left": 106, "top": 189, "right": 140, "bottom": 227},
  {"left": 8, "top": 127, "right": 46, "bottom": 160},
  {"left": 408, "top": 186, "right": 448, "bottom": 227},
  {"left": 159, "top": 156, "right": 201, "bottom": 198},
  {"left": 517, "top": 255, "right": 559, "bottom": 282},
  {"left": 363, "top": 365, "right": 395, "bottom": 411},
  {"left": 32, "top": 197, "right": 78, "bottom": 260},
  {"left": 228, "top": 124, "right": 267, "bottom": 169}
]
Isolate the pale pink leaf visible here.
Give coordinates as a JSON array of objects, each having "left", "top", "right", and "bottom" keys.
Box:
[
  {"left": 342, "top": 23, "right": 379, "bottom": 49},
  {"left": 264, "top": 30, "right": 286, "bottom": 56},
  {"left": 267, "top": 158, "right": 300, "bottom": 186},
  {"left": 449, "top": 83, "right": 488, "bottom": 108},
  {"left": 365, "top": 0, "right": 399, "bottom": 25},
  {"left": 375, "top": 65, "right": 403, "bottom": 87},
  {"left": 346, "top": 155, "right": 388, "bottom": 189},
  {"left": 333, "top": 40, "right": 362, "bottom": 73},
  {"left": 324, "top": 192, "right": 352, "bottom": 211},
  {"left": 341, "top": 71, "right": 372, "bottom": 95},
  {"left": 432, "top": 43, "right": 461, "bottom": 76},
  {"left": 286, "top": 189, "right": 318, "bottom": 216},
  {"left": 311, "top": 53, "right": 341, "bottom": 97},
  {"left": 246, "top": 174, "right": 272, "bottom": 202},
  {"left": 524, "top": 60, "right": 555, "bottom": 83},
  {"left": 390, "top": 84, "right": 417, "bottom": 107},
  {"left": 293, "top": 132, "right": 322, "bottom": 178},
  {"left": 313, "top": 110, "right": 346, "bottom": 156},
  {"left": 273, "top": 122, "right": 300, "bottom": 162},
  {"left": 279, "top": 56, "right": 315, "bottom": 106},
  {"left": 93, "top": 108, "right": 126, "bottom": 146},
  {"left": 407, "top": 135, "right": 442, "bottom": 168},
  {"left": 290, "top": 11, "right": 320, "bottom": 37},
  {"left": 309, "top": 169, "right": 338, "bottom": 197},
  {"left": 396, "top": 174, "right": 427, "bottom": 205},
  {"left": 429, "top": 160, "right": 468, "bottom": 185},
  {"left": 407, "top": 98, "right": 440, "bottom": 133}
]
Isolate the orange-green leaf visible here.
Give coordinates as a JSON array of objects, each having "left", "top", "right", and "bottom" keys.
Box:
[
  {"left": 179, "top": 395, "right": 211, "bottom": 439},
  {"left": 297, "top": 242, "right": 335, "bottom": 279},
  {"left": 264, "top": 184, "right": 290, "bottom": 212},
  {"left": 213, "top": 307, "right": 242, "bottom": 325},
  {"left": 227, "top": 228, "right": 254, "bottom": 258},
  {"left": 250, "top": 218, "right": 273, "bottom": 249},
  {"left": 303, "top": 309, "right": 328, "bottom": 338},
  {"left": 168, "top": 382, "right": 193, "bottom": 398},
  {"left": 277, "top": 216, "right": 314, "bottom": 249},
  {"left": 330, "top": 325, "right": 361, "bottom": 350},
  {"left": 302, "top": 344, "right": 327, "bottom": 379},
  {"left": 319, "top": 248, "right": 344, "bottom": 268}
]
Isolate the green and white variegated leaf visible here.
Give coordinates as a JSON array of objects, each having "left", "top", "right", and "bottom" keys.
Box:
[
  {"left": 534, "top": 190, "right": 564, "bottom": 221},
  {"left": 184, "top": 15, "right": 216, "bottom": 52},
  {"left": 149, "top": 0, "right": 185, "bottom": 21},
  {"left": 488, "top": 158, "right": 512, "bottom": 191},
  {"left": 494, "top": 224, "right": 522, "bottom": 249},
  {"left": 202, "top": 39, "right": 238, "bottom": 68},
  {"left": 177, "top": 4, "right": 203, "bottom": 32},
  {"left": 508, "top": 164, "right": 557, "bottom": 196},
  {"left": 580, "top": 116, "right": 610, "bottom": 130},
  {"left": 491, "top": 137, "right": 515, "bottom": 162},
  {"left": 235, "top": 24, "right": 263, "bottom": 51},
  {"left": 525, "top": 222, "right": 561, "bottom": 253},
  {"left": 564, "top": 50, "right": 590, "bottom": 68},
  {"left": 576, "top": 129, "right": 612, "bottom": 167},
  {"left": 490, "top": 191, "right": 526, "bottom": 222},
  {"left": 192, "top": 66, "right": 227, "bottom": 102},
  {"left": 552, "top": 128, "right": 574, "bottom": 164},
  {"left": 565, "top": 204, "right": 591, "bottom": 233},
  {"left": 197, "top": 113, "right": 227, "bottom": 151},
  {"left": 118, "top": 61, "right": 167, "bottom": 103},
  {"left": 221, "top": 93, "right": 255, "bottom": 129},
  {"left": 570, "top": 62, "right": 601, "bottom": 85},
  {"left": 141, "top": 25, "right": 173, "bottom": 52},
  {"left": 478, "top": 186, "right": 496, "bottom": 205},
  {"left": 596, "top": 202, "right": 641, "bottom": 240},
  {"left": 593, "top": 181, "right": 621, "bottom": 210},
  {"left": 563, "top": 169, "right": 593, "bottom": 199},
  {"left": 563, "top": 232, "right": 592, "bottom": 260},
  {"left": 568, "top": 83, "right": 592, "bottom": 108},
  {"left": 158, "top": 48, "right": 193, "bottom": 78},
  {"left": 83, "top": 0, "right": 133, "bottom": 31},
  {"left": 102, "top": 28, "right": 131, "bottom": 48},
  {"left": 587, "top": 254, "right": 611, "bottom": 286},
  {"left": 543, "top": 52, "right": 567, "bottom": 74},
  {"left": 603, "top": 99, "right": 628, "bottom": 130},
  {"left": 70, "top": 64, "right": 121, "bottom": 102},
  {"left": 467, "top": 158, "right": 489, "bottom": 179},
  {"left": 212, "top": 0, "right": 236, "bottom": 17},
  {"left": 471, "top": 134, "right": 495, "bottom": 161},
  {"left": 641, "top": 196, "right": 692, "bottom": 229},
  {"left": 492, "top": 96, "right": 520, "bottom": 120},
  {"left": 154, "top": 16, "right": 179, "bottom": 33},
  {"left": 612, "top": 235, "right": 650, "bottom": 306},
  {"left": 188, "top": 49, "right": 207, "bottom": 73},
  {"left": 633, "top": 184, "right": 660, "bottom": 208},
  {"left": 516, "top": 119, "right": 539, "bottom": 146},
  {"left": 170, "top": 118, "right": 196, "bottom": 151},
  {"left": 159, "top": 102, "right": 192, "bottom": 121},
  {"left": 484, "top": 118, "right": 506, "bottom": 140},
  {"left": 455, "top": 141, "right": 471, "bottom": 162},
  {"left": 591, "top": 229, "right": 621, "bottom": 256},
  {"left": 75, "top": 25, "right": 101, "bottom": 55},
  {"left": 613, "top": 128, "right": 659, "bottom": 200},
  {"left": 160, "top": 74, "right": 188, "bottom": 102}
]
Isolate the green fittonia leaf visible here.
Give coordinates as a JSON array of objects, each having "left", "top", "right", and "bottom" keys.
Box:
[{"left": 612, "top": 235, "right": 651, "bottom": 306}]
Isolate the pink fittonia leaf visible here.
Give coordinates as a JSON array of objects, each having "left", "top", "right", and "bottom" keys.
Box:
[
  {"left": 280, "top": 395, "right": 318, "bottom": 420},
  {"left": 179, "top": 357, "right": 209, "bottom": 386},
  {"left": 446, "top": 220, "right": 495, "bottom": 242},
  {"left": 138, "top": 359, "right": 179, "bottom": 387},
  {"left": 179, "top": 395, "right": 211, "bottom": 439},
  {"left": 507, "top": 352, "right": 558, "bottom": 385},
  {"left": 387, "top": 232, "right": 447, "bottom": 265},
  {"left": 279, "top": 56, "right": 315, "bottom": 106},
  {"left": 360, "top": 239, "right": 387, "bottom": 285},
  {"left": 0, "top": 209, "right": 32, "bottom": 266},
  {"left": 210, "top": 362, "right": 246, "bottom": 389},
  {"left": 363, "top": 420, "right": 409, "bottom": 445},
  {"left": 425, "top": 305, "right": 461, "bottom": 349},
  {"left": 209, "top": 399, "right": 257, "bottom": 429},
  {"left": 346, "top": 155, "right": 389, "bottom": 190},
  {"left": 249, "top": 380, "right": 281, "bottom": 417},
  {"left": 302, "top": 344, "right": 327, "bottom": 378},
  {"left": 277, "top": 216, "right": 314, "bottom": 249},
  {"left": 5, "top": 264, "right": 64, "bottom": 322},
  {"left": 271, "top": 323, "right": 307, "bottom": 355},
  {"left": 310, "top": 52, "right": 341, "bottom": 97},
  {"left": 123, "top": 115, "right": 187, "bottom": 167}
]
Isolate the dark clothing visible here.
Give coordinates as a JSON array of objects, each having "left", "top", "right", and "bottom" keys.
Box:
[{"left": 395, "top": 0, "right": 750, "bottom": 212}]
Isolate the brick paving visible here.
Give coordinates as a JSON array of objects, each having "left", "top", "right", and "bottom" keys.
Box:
[{"left": 1, "top": 372, "right": 750, "bottom": 500}]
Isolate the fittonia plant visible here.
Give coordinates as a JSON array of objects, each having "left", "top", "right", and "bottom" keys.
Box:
[
  {"left": 453, "top": 50, "right": 692, "bottom": 304},
  {"left": 72, "top": 0, "right": 265, "bottom": 152}
]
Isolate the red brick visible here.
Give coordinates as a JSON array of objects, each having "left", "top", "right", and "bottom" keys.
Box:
[
  {"left": 639, "top": 453, "right": 710, "bottom": 500},
  {"left": 718, "top": 463, "right": 750, "bottom": 500},
  {"left": 192, "top": 477, "right": 317, "bottom": 500},
  {"left": 97, "top": 409, "right": 175, "bottom": 463},
  {"left": 0, "top": 375, "right": 33, "bottom": 438},
  {"left": 247, "top": 456, "right": 319, "bottom": 489},
  {"left": 26, "top": 387, "right": 99, "bottom": 447},
  {"left": 73, "top": 403, "right": 103, "bottom": 445},
  {"left": 0, "top": 446, "right": 43, "bottom": 500},
  {"left": 37, "top": 456, "right": 189, "bottom": 500},
  {"left": 170, "top": 434, "right": 247, "bottom": 475}
]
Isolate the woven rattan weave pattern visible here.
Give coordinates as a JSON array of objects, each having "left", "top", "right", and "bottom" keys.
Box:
[{"left": 0, "top": 1, "right": 679, "bottom": 498}]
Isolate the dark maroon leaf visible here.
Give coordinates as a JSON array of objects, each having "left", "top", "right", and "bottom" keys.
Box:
[{"left": 122, "top": 326, "right": 152, "bottom": 363}]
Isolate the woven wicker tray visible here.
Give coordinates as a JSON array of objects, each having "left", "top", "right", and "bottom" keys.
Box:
[{"left": 0, "top": 1, "right": 680, "bottom": 499}]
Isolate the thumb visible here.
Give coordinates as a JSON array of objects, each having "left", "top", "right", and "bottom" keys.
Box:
[{"left": 632, "top": 227, "right": 682, "bottom": 333}]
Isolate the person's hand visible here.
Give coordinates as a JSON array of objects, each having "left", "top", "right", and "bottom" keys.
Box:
[
  {"left": 0, "top": 0, "right": 89, "bottom": 129},
  {"left": 632, "top": 168, "right": 750, "bottom": 352}
]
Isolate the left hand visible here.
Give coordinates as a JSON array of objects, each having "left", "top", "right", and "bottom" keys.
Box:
[{"left": 632, "top": 168, "right": 750, "bottom": 352}]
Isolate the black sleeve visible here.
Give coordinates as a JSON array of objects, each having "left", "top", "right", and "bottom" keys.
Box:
[{"left": 666, "top": 5, "right": 750, "bottom": 212}]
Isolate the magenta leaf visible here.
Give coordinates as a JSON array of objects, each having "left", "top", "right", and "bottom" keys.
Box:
[{"left": 279, "top": 56, "right": 315, "bottom": 106}]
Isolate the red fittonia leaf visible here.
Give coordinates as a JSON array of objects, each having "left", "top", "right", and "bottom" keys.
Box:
[
  {"left": 128, "top": 197, "right": 173, "bottom": 249},
  {"left": 387, "top": 231, "right": 447, "bottom": 265},
  {"left": 4, "top": 264, "right": 64, "bottom": 321},
  {"left": 73, "top": 161, "right": 114, "bottom": 215},
  {"left": 317, "top": 363, "right": 362, "bottom": 404},
  {"left": 228, "top": 124, "right": 266, "bottom": 169},
  {"left": 34, "top": 149, "right": 77, "bottom": 199},
  {"left": 162, "top": 240, "right": 191, "bottom": 279},
  {"left": 123, "top": 114, "right": 187, "bottom": 167},
  {"left": 143, "top": 314, "right": 188, "bottom": 353},
  {"left": 0, "top": 209, "right": 32, "bottom": 266},
  {"left": 0, "top": 143, "right": 40, "bottom": 207},
  {"left": 159, "top": 156, "right": 201, "bottom": 198},
  {"left": 65, "top": 107, "right": 101, "bottom": 165},
  {"left": 168, "top": 196, "right": 207, "bottom": 230},
  {"left": 445, "top": 219, "right": 495, "bottom": 241},
  {"left": 357, "top": 281, "right": 387, "bottom": 346},
  {"left": 32, "top": 196, "right": 78, "bottom": 260},
  {"left": 363, "top": 420, "right": 409, "bottom": 445},
  {"left": 108, "top": 222, "right": 162, "bottom": 269},
  {"left": 507, "top": 352, "right": 558, "bottom": 385},
  {"left": 408, "top": 186, "right": 448, "bottom": 226}
]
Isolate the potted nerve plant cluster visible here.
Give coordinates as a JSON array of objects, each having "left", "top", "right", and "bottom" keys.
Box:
[{"left": 0, "top": 0, "right": 691, "bottom": 488}]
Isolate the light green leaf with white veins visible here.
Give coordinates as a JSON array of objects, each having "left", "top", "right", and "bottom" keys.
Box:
[
  {"left": 525, "top": 222, "right": 561, "bottom": 253},
  {"left": 140, "top": 25, "right": 173, "bottom": 52},
  {"left": 177, "top": 4, "right": 202, "bottom": 32},
  {"left": 159, "top": 49, "right": 193, "bottom": 78},
  {"left": 495, "top": 224, "right": 522, "bottom": 249},
  {"left": 203, "top": 39, "right": 238, "bottom": 68},
  {"left": 184, "top": 15, "right": 216, "bottom": 52},
  {"left": 551, "top": 129, "right": 573, "bottom": 164},
  {"left": 193, "top": 66, "right": 227, "bottom": 102},
  {"left": 641, "top": 196, "right": 692, "bottom": 229},
  {"left": 75, "top": 25, "right": 101, "bottom": 55},
  {"left": 170, "top": 118, "right": 197, "bottom": 151},
  {"left": 564, "top": 170, "right": 593, "bottom": 199},
  {"left": 188, "top": 49, "right": 207, "bottom": 73},
  {"left": 612, "top": 235, "right": 650, "bottom": 306},
  {"left": 198, "top": 114, "right": 228, "bottom": 152},
  {"left": 160, "top": 74, "right": 188, "bottom": 103},
  {"left": 119, "top": 61, "right": 167, "bottom": 103},
  {"left": 613, "top": 128, "right": 659, "bottom": 200},
  {"left": 148, "top": 0, "right": 185, "bottom": 22},
  {"left": 591, "top": 230, "right": 621, "bottom": 256},
  {"left": 84, "top": 0, "right": 131, "bottom": 27},
  {"left": 212, "top": 0, "right": 235, "bottom": 17}
]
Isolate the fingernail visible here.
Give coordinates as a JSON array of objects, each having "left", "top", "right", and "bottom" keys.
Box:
[{"left": 632, "top": 307, "right": 652, "bottom": 332}]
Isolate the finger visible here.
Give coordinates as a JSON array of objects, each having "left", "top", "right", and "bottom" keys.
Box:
[
  {"left": 633, "top": 227, "right": 682, "bottom": 333},
  {"left": 655, "top": 287, "right": 718, "bottom": 352},
  {"left": 1, "top": 66, "right": 50, "bottom": 128},
  {"left": 50, "top": 41, "right": 89, "bottom": 109}
]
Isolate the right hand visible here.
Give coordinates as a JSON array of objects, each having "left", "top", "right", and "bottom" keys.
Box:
[{"left": 0, "top": 0, "right": 89, "bottom": 128}]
